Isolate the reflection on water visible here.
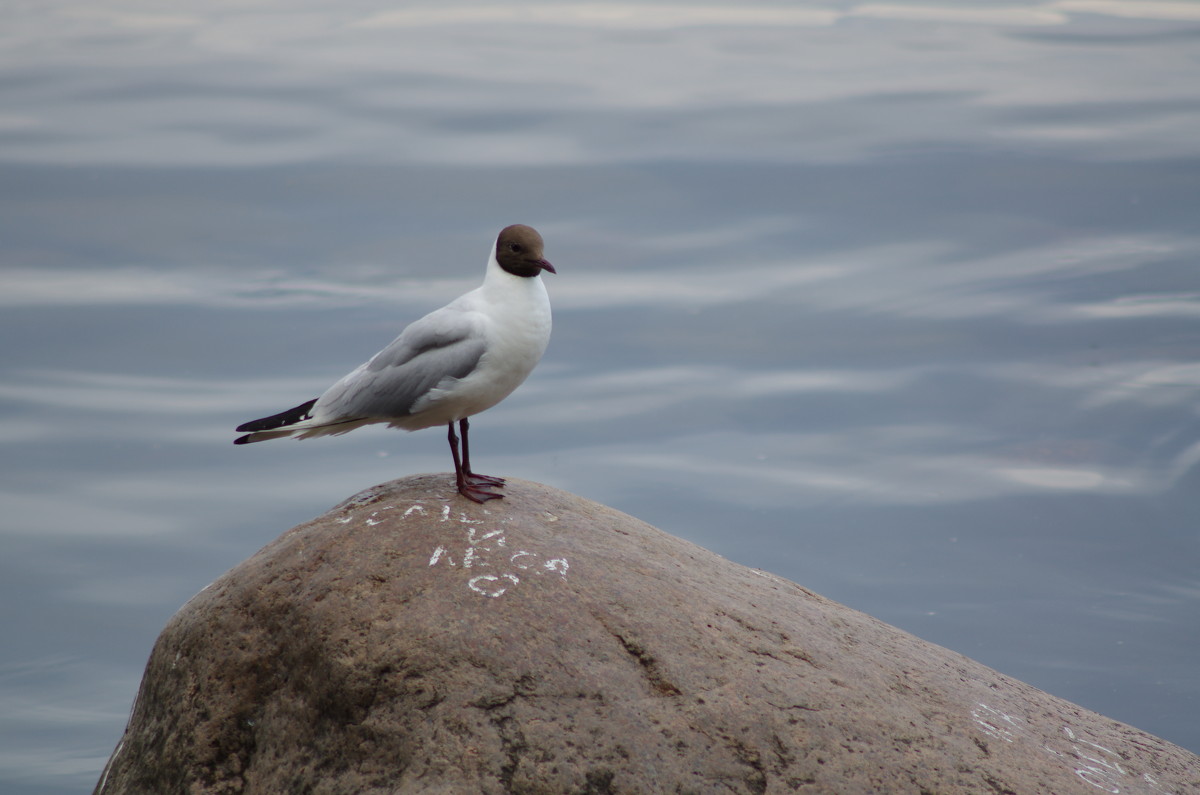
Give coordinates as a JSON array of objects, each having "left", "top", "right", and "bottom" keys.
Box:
[
  {"left": 6, "top": 3, "right": 1200, "bottom": 167},
  {"left": 2, "top": 2, "right": 1200, "bottom": 791}
]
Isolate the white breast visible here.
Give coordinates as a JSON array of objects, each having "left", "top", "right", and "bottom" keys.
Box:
[{"left": 400, "top": 257, "right": 552, "bottom": 429}]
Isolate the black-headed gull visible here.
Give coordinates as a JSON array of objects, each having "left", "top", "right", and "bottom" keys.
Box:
[{"left": 235, "top": 224, "right": 555, "bottom": 503}]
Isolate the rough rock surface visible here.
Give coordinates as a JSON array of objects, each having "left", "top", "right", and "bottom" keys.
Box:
[{"left": 96, "top": 476, "right": 1199, "bottom": 794}]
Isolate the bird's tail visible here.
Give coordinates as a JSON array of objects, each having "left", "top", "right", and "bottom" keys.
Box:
[
  {"left": 234, "top": 399, "right": 374, "bottom": 444},
  {"left": 234, "top": 399, "right": 317, "bottom": 444}
]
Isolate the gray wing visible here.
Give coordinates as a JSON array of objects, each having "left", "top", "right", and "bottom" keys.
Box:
[{"left": 315, "top": 305, "right": 486, "bottom": 421}]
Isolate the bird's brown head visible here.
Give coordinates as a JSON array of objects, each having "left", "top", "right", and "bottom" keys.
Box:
[{"left": 495, "top": 224, "right": 556, "bottom": 277}]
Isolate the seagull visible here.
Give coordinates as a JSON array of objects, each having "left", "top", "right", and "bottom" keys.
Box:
[{"left": 234, "top": 224, "right": 555, "bottom": 503}]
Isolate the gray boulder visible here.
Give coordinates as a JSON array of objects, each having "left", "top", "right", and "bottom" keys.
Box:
[{"left": 96, "top": 476, "right": 1200, "bottom": 794}]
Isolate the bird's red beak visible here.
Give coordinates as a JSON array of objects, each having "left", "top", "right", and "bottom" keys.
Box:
[{"left": 537, "top": 259, "right": 556, "bottom": 274}]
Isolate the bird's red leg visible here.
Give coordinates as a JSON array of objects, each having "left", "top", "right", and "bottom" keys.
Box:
[
  {"left": 459, "top": 418, "right": 506, "bottom": 488},
  {"left": 448, "top": 422, "right": 502, "bottom": 503}
]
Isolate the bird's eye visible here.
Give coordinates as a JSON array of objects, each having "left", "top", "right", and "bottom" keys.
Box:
[{"left": 509, "top": 243, "right": 522, "bottom": 252}]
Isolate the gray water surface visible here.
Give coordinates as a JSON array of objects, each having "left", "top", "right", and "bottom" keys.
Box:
[{"left": 2, "top": 3, "right": 1199, "bottom": 792}]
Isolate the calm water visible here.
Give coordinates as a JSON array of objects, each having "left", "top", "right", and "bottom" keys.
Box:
[{"left": 3, "top": 2, "right": 1200, "bottom": 791}]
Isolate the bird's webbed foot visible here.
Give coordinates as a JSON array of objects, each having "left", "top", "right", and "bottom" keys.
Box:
[
  {"left": 465, "top": 471, "right": 506, "bottom": 487},
  {"left": 458, "top": 479, "right": 505, "bottom": 503}
]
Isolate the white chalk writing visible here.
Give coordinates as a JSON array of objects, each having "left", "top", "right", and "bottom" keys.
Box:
[
  {"left": 469, "top": 573, "right": 520, "bottom": 598},
  {"left": 399, "top": 501, "right": 571, "bottom": 598},
  {"left": 972, "top": 703, "right": 1177, "bottom": 794}
]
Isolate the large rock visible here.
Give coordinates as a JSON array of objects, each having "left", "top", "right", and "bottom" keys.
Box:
[{"left": 96, "top": 476, "right": 1199, "bottom": 794}]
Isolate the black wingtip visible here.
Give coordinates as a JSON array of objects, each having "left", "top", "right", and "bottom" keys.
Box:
[{"left": 235, "top": 398, "right": 318, "bottom": 434}]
